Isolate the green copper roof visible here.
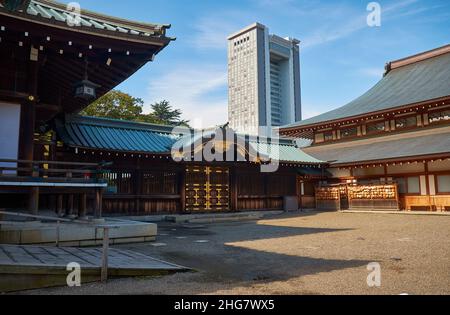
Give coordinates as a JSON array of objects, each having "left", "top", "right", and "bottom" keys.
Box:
[
  {"left": 251, "top": 141, "right": 323, "bottom": 164},
  {"left": 0, "top": 0, "right": 173, "bottom": 41},
  {"left": 56, "top": 115, "right": 179, "bottom": 153},
  {"left": 57, "top": 115, "right": 325, "bottom": 165},
  {"left": 285, "top": 47, "right": 450, "bottom": 129}
]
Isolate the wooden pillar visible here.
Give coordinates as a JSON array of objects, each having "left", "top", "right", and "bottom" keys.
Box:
[
  {"left": 19, "top": 103, "right": 36, "bottom": 164},
  {"left": 230, "top": 167, "right": 238, "bottom": 212},
  {"left": 64, "top": 170, "right": 75, "bottom": 217},
  {"left": 66, "top": 194, "right": 74, "bottom": 217},
  {"left": 19, "top": 53, "right": 39, "bottom": 163},
  {"left": 79, "top": 193, "right": 87, "bottom": 219},
  {"left": 28, "top": 187, "right": 39, "bottom": 215},
  {"left": 263, "top": 173, "right": 269, "bottom": 209},
  {"left": 56, "top": 194, "right": 64, "bottom": 217},
  {"left": 179, "top": 168, "right": 186, "bottom": 213},
  {"left": 134, "top": 160, "right": 141, "bottom": 214},
  {"left": 425, "top": 162, "right": 432, "bottom": 211},
  {"left": 94, "top": 189, "right": 103, "bottom": 218},
  {"left": 21, "top": 52, "right": 39, "bottom": 214},
  {"left": 296, "top": 176, "right": 302, "bottom": 210}
]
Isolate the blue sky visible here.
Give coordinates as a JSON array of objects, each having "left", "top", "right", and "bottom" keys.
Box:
[{"left": 61, "top": 0, "right": 450, "bottom": 127}]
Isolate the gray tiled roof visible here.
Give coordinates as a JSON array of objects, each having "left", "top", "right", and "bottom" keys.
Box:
[
  {"left": 303, "top": 127, "right": 450, "bottom": 165},
  {"left": 285, "top": 48, "right": 450, "bottom": 128}
]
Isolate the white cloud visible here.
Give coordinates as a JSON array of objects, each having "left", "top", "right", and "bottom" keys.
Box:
[
  {"left": 383, "top": 0, "right": 419, "bottom": 14},
  {"left": 146, "top": 64, "right": 228, "bottom": 128},
  {"left": 190, "top": 15, "right": 244, "bottom": 50},
  {"left": 302, "top": 16, "right": 366, "bottom": 49},
  {"left": 302, "top": 0, "right": 420, "bottom": 49}
]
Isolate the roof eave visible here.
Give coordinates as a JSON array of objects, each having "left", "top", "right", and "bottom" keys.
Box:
[
  {"left": 281, "top": 95, "right": 450, "bottom": 133},
  {"left": 330, "top": 152, "right": 450, "bottom": 168}
]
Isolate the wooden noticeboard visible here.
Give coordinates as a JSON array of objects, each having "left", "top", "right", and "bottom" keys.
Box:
[
  {"left": 315, "top": 186, "right": 341, "bottom": 211},
  {"left": 347, "top": 184, "right": 399, "bottom": 210}
]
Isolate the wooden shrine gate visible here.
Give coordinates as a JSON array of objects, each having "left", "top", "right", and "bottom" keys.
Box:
[{"left": 185, "top": 166, "right": 230, "bottom": 212}]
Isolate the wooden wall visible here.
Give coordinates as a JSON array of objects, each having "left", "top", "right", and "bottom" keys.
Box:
[
  {"left": 235, "top": 165, "right": 297, "bottom": 211},
  {"left": 55, "top": 150, "right": 301, "bottom": 214}
]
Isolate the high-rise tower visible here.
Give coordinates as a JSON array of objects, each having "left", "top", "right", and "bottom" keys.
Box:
[{"left": 228, "top": 23, "right": 301, "bottom": 135}]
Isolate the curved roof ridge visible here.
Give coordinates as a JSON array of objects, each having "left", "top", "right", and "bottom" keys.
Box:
[{"left": 386, "top": 44, "right": 450, "bottom": 74}]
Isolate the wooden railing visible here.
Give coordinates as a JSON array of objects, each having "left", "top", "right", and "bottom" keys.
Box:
[
  {"left": 0, "top": 210, "right": 119, "bottom": 282},
  {"left": 0, "top": 159, "right": 111, "bottom": 183},
  {"left": 0, "top": 159, "right": 112, "bottom": 217}
]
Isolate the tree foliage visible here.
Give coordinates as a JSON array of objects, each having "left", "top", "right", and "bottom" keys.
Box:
[
  {"left": 80, "top": 90, "right": 189, "bottom": 127},
  {"left": 149, "top": 100, "right": 189, "bottom": 126}
]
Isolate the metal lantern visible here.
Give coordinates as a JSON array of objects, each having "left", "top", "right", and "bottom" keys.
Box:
[
  {"left": 0, "top": 0, "right": 31, "bottom": 12},
  {"left": 74, "top": 60, "right": 101, "bottom": 100},
  {"left": 74, "top": 79, "right": 100, "bottom": 100}
]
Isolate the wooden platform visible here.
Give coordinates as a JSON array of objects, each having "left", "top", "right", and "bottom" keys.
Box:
[
  {"left": 0, "top": 245, "right": 190, "bottom": 292},
  {"left": 0, "top": 218, "right": 158, "bottom": 246}
]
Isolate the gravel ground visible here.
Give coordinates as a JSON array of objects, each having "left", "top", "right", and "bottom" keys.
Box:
[{"left": 18, "top": 212, "right": 450, "bottom": 295}]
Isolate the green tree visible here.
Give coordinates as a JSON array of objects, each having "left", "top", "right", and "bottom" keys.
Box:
[
  {"left": 80, "top": 91, "right": 189, "bottom": 126},
  {"left": 147, "top": 100, "right": 190, "bottom": 126},
  {"left": 81, "top": 90, "right": 145, "bottom": 121}
]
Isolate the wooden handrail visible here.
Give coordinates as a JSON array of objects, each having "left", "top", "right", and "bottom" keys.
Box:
[
  {"left": 0, "top": 210, "right": 120, "bottom": 276},
  {"left": 0, "top": 159, "right": 101, "bottom": 167},
  {"left": 0, "top": 159, "right": 112, "bottom": 182}
]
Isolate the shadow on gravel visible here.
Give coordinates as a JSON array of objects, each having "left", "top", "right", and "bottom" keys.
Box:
[{"left": 121, "top": 216, "right": 369, "bottom": 295}]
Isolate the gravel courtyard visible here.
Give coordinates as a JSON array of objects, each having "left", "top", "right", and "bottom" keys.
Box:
[{"left": 23, "top": 212, "right": 450, "bottom": 295}]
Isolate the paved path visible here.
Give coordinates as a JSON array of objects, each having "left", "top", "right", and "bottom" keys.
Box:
[{"left": 0, "top": 244, "right": 188, "bottom": 271}]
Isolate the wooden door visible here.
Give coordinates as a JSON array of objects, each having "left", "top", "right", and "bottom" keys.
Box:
[{"left": 185, "top": 166, "right": 230, "bottom": 211}]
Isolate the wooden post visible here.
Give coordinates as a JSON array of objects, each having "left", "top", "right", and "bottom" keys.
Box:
[
  {"left": 101, "top": 227, "right": 109, "bottom": 282},
  {"left": 65, "top": 171, "right": 75, "bottom": 217},
  {"left": 19, "top": 53, "right": 39, "bottom": 169},
  {"left": 134, "top": 170, "right": 141, "bottom": 214},
  {"left": 94, "top": 189, "right": 103, "bottom": 218},
  {"left": 179, "top": 169, "right": 186, "bottom": 212},
  {"left": 17, "top": 47, "right": 38, "bottom": 224},
  {"left": 230, "top": 167, "right": 238, "bottom": 212},
  {"left": 56, "top": 194, "right": 64, "bottom": 217},
  {"left": 56, "top": 220, "right": 60, "bottom": 247},
  {"left": 296, "top": 176, "right": 302, "bottom": 211},
  {"left": 66, "top": 194, "right": 74, "bottom": 216},
  {"left": 29, "top": 187, "right": 39, "bottom": 216},
  {"left": 263, "top": 173, "right": 269, "bottom": 209},
  {"left": 79, "top": 193, "right": 87, "bottom": 219}
]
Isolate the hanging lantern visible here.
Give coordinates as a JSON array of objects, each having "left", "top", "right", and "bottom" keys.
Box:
[
  {"left": 74, "top": 59, "right": 101, "bottom": 100},
  {"left": 74, "top": 79, "right": 100, "bottom": 100},
  {"left": 0, "top": 0, "right": 31, "bottom": 12}
]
